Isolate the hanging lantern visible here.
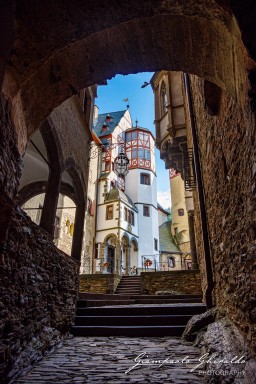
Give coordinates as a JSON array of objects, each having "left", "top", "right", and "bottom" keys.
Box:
[{"left": 114, "top": 147, "right": 129, "bottom": 177}]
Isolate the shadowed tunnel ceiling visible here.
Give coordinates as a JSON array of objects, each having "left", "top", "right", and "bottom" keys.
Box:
[{"left": 1, "top": 0, "right": 255, "bottom": 151}]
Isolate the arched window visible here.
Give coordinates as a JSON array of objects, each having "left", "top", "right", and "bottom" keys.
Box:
[
  {"left": 168, "top": 256, "right": 175, "bottom": 268},
  {"left": 161, "top": 82, "right": 168, "bottom": 116}
]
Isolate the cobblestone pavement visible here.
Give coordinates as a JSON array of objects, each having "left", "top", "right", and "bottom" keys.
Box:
[{"left": 15, "top": 336, "right": 206, "bottom": 384}]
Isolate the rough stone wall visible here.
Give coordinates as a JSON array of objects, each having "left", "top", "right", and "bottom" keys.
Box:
[
  {"left": 0, "top": 93, "right": 23, "bottom": 244},
  {"left": 79, "top": 274, "right": 121, "bottom": 294},
  {"left": 183, "top": 90, "right": 208, "bottom": 298},
  {"left": 49, "top": 96, "right": 91, "bottom": 186},
  {"left": 0, "top": 208, "right": 79, "bottom": 382},
  {"left": 189, "top": 75, "right": 256, "bottom": 355},
  {"left": 141, "top": 271, "right": 202, "bottom": 295},
  {"left": 0, "top": 94, "right": 22, "bottom": 199}
]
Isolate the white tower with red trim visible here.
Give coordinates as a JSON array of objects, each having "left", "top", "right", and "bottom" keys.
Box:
[
  {"left": 93, "top": 110, "right": 159, "bottom": 273},
  {"left": 125, "top": 125, "right": 159, "bottom": 269}
]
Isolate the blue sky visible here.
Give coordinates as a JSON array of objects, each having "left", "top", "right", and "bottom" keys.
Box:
[{"left": 95, "top": 73, "right": 171, "bottom": 209}]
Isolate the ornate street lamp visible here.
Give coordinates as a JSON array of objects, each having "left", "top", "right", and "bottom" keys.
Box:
[
  {"left": 114, "top": 146, "right": 129, "bottom": 177},
  {"left": 88, "top": 141, "right": 130, "bottom": 177}
]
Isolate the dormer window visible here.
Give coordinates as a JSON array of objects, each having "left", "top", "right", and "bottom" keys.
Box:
[
  {"left": 106, "top": 114, "right": 113, "bottom": 123},
  {"left": 101, "top": 122, "right": 108, "bottom": 132}
]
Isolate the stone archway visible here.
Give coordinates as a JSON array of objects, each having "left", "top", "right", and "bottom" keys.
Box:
[
  {"left": 1, "top": 1, "right": 256, "bottom": 376},
  {"left": 0, "top": 1, "right": 251, "bottom": 243},
  {"left": 1, "top": 1, "right": 250, "bottom": 154},
  {"left": 101, "top": 233, "right": 118, "bottom": 274}
]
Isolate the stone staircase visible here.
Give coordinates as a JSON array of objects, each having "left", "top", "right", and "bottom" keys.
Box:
[
  {"left": 71, "top": 290, "right": 206, "bottom": 337},
  {"left": 114, "top": 275, "right": 141, "bottom": 295}
]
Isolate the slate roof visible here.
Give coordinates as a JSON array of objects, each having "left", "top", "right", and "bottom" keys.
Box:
[
  {"left": 105, "top": 187, "right": 138, "bottom": 211},
  {"left": 159, "top": 221, "right": 181, "bottom": 254},
  {"left": 93, "top": 110, "right": 127, "bottom": 138}
]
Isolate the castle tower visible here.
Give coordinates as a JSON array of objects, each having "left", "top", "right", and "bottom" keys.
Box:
[{"left": 124, "top": 126, "right": 159, "bottom": 269}]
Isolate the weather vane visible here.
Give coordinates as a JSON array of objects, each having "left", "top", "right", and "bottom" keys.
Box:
[{"left": 123, "top": 97, "right": 129, "bottom": 109}]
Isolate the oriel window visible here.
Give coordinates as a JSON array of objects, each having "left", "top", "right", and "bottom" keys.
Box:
[{"left": 106, "top": 205, "right": 114, "bottom": 220}]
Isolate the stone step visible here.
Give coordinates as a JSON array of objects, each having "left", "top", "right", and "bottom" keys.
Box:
[
  {"left": 135, "top": 294, "right": 203, "bottom": 299},
  {"left": 114, "top": 276, "right": 141, "bottom": 295},
  {"left": 77, "top": 297, "right": 202, "bottom": 307},
  {"left": 116, "top": 287, "right": 140, "bottom": 292},
  {"left": 115, "top": 286, "right": 141, "bottom": 290},
  {"left": 116, "top": 288, "right": 140, "bottom": 295},
  {"left": 135, "top": 298, "right": 202, "bottom": 304},
  {"left": 83, "top": 299, "right": 136, "bottom": 307},
  {"left": 71, "top": 325, "right": 185, "bottom": 337},
  {"left": 120, "top": 276, "right": 141, "bottom": 279},
  {"left": 114, "top": 293, "right": 141, "bottom": 296},
  {"left": 76, "top": 304, "right": 206, "bottom": 316},
  {"left": 79, "top": 293, "right": 203, "bottom": 300},
  {"left": 115, "top": 283, "right": 141, "bottom": 286},
  {"left": 74, "top": 314, "right": 193, "bottom": 326}
]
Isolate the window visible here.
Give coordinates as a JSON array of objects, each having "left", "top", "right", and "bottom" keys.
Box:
[
  {"left": 168, "top": 257, "right": 175, "bottom": 268},
  {"left": 131, "top": 148, "right": 137, "bottom": 158},
  {"left": 101, "top": 123, "right": 108, "bottom": 132},
  {"left": 106, "top": 205, "right": 113, "bottom": 220},
  {"left": 130, "top": 211, "right": 134, "bottom": 226},
  {"left": 132, "top": 131, "right": 137, "bottom": 140},
  {"left": 127, "top": 210, "right": 131, "bottom": 224},
  {"left": 154, "top": 238, "right": 158, "bottom": 251},
  {"left": 174, "top": 227, "right": 178, "bottom": 235},
  {"left": 143, "top": 205, "right": 150, "bottom": 217},
  {"left": 138, "top": 148, "right": 144, "bottom": 159},
  {"left": 161, "top": 82, "right": 168, "bottom": 116},
  {"left": 178, "top": 208, "right": 184, "bottom": 216},
  {"left": 124, "top": 208, "right": 135, "bottom": 226},
  {"left": 145, "top": 150, "right": 150, "bottom": 160},
  {"left": 140, "top": 173, "right": 150, "bottom": 185}
]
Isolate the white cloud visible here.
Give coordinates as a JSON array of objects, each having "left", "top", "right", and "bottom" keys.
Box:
[{"left": 157, "top": 190, "right": 171, "bottom": 209}]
